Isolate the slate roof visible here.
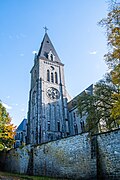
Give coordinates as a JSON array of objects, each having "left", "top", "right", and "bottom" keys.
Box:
[
  {"left": 68, "top": 84, "right": 93, "bottom": 111},
  {"left": 16, "top": 118, "right": 27, "bottom": 131},
  {"left": 38, "top": 33, "right": 61, "bottom": 63}
]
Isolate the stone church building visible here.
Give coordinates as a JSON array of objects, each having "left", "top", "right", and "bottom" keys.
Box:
[{"left": 26, "top": 32, "right": 93, "bottom": 145}]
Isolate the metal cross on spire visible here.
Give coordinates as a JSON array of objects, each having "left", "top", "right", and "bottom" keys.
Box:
[{"left": 43, "top": 26, "right": 48, "bottom": 34}]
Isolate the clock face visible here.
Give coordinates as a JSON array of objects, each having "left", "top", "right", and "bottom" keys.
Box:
[{"left": 46, "top": 87, "right": 60, "bottom": 100}]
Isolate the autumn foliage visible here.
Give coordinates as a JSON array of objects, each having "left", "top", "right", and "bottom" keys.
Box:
[
  {"left": 96, "top": 1, "right": 120, "bottom": 128},
  {"left": 77, "top": 1, "right": 120, "bottom": 134},
  {"left": 0, "top": 102, "right": 16, "bottom": 151}
]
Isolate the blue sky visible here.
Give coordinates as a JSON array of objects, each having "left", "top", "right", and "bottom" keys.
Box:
[{"left": 0, "top": 0, "right": 108, "bottom": 126}]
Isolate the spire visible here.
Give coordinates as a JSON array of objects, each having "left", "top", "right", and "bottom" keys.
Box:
[{"left": 38, "top": 33, "right": 61, "bottom": 63}]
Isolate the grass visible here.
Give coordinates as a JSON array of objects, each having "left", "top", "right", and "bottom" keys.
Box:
[{"left": 0, "top": 171, "right": 64, "bottom": 180}]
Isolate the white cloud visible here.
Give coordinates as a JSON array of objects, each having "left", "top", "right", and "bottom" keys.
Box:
[
  {"left": 20, "top": 53, "right": 24, "bottom": 57},
  {"left": 9, "top": 33, "right": 26, "bottom": 40},
  {"left": 32, "top": 50, "right": 37, "bottom": 55},
  {"left": 89, "top": 51, "right": 97, "bottom": 55},
  {"left": 2, "top": 102, "right": 12, "bottom": 110}
]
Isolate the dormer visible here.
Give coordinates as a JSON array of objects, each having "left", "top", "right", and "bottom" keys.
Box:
[{"left": 48, "top": 50, "right": 55, "bottom": 61}]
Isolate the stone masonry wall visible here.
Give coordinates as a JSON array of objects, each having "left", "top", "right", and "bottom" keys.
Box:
[
  {"left": 97, "top": 129, "right": 120, "bottom": 180},
  {"left": 2, "top": 133, "right": 96, "bottom": 179},
  {"left": 33, "top": 133, "right": 96, "bottom": 179},
  {"left": 4, "top": 145, "right": 32, "bottom": 174},
  {"left": 1, "top": 129, "right": 120, "bottom": 179}
]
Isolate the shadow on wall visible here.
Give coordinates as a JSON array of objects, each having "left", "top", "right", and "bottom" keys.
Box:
[{"left": 0, "top": 150, "right": 7, "bottom": 171}]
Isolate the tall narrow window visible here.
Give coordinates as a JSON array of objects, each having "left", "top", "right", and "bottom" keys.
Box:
[
  {"left": 48, "top": 121, "right": 50, "bottom": 131},
  {"left": 51, "top": 72, "right": 54, "bottom": 83},
  {"left": 50, "top": 54, "right": 53, "bottom": 61},
  {"left": 47, "top": 70, "right": 50, "bottom": 81},
  {"left": 73, "top": 112, "right": 76, "bottom": 119},
  {"left": 73, "top": 112, "right": 76, "bottom": 123},
  {"left": 55, "top": 72, "right": 58, "bottom": 84},
  {"left": 80, "top": 121, "right": 85, "bottom": 132},
  {"left": 48, "top": 104, "right": 51, "bottom": 122},
  {"left": 57, "top": 122, "right": 60, "bottom": 132},
  {"left": 74, "top": 124, "right": 78, "bottom": 135}
]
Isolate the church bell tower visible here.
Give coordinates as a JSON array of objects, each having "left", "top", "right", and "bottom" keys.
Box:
[{"left": 27, "top": 31, "right": 70, "bottom": 145}]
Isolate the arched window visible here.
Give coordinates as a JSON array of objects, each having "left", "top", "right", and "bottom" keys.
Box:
[
  {"left": 48, "top": 121, "right": 50, "bottom": 131},
  {"left": 80, "top": 121, "right": 85, "bottom": 132},
  {"left": 51, "top": 72, "right": 54, "bottom": 83},
  {"left": 55, "top": 72, "right": 58, "bottom": 84},
  {"left": 50, "top": 54, "right": 53, "bottom": 61},
  {"left": 47, "top": 69, "right": 50, "bottom": 81},
  {"left": 57, "top": 122, "right": 60, "bottom": 132},
  {"left": 74, "top": 124, "right": 78, "bottom": 135}
]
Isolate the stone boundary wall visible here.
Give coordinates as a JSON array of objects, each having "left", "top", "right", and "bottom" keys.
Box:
[
  {"left": 33, "top": 134, "right": 96, "bottom": 179},
  {"left": 3, "top": 145, "right": 32, "bottom": 174},
  {"left": 97, "top": 129, "right": 120, "bottom": 179},
  {"left": 0, "top": 129, "right": 120, "bottom": 179}
]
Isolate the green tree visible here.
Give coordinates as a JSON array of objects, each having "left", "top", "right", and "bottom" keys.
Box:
[
  {"left": 78, "top": 74, "right": 120, "bottom": 134},
  {"left": 77, "top": 1, "right": 120, "bottom": 134},
  {"left": 99, "top": 0, "right": 120, "bottom": 120},
  {"left": 111, "top": 64, "right": 120, "bottom": 120},
  {"left": 99, "top": 0, "right": 120, "bottom": 68},
  {"left": 0, "top": 101, "right": 16, "bottom": 151}
]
